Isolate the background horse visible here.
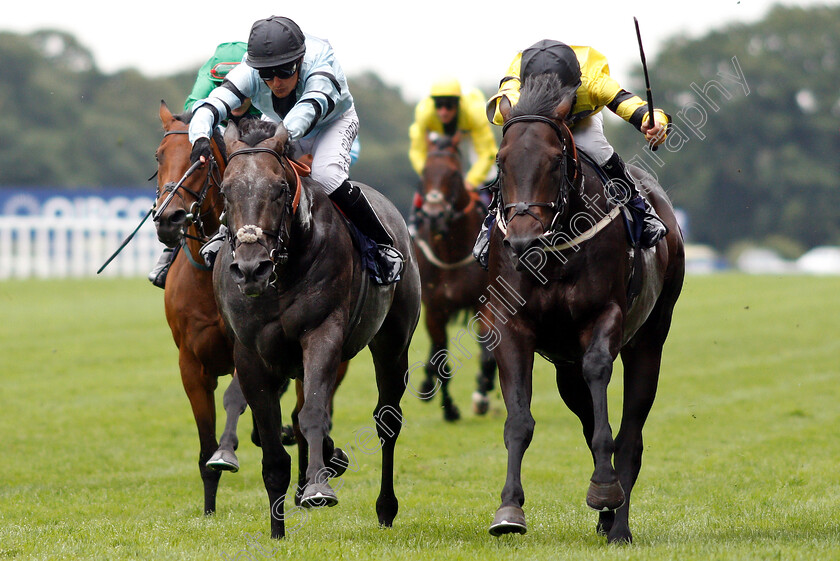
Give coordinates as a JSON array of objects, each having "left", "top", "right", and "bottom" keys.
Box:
[
  {"left": 412, "top": 135, "right": 497, "bottom": 420},
  {"left": 153, "top": 103, "right": 348, "bottom": 515},
  {"left": 214, "top": 119, "right": 421, "bottom": 539},
  {"left": 486, "top": 75, "right": 685, "bottom": 543}
]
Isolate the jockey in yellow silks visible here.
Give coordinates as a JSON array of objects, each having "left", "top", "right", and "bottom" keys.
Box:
[
  {"left": 479, "top": 40, "right": 668, "bottom": 258},
  {"left": 409, "top": 77, "right": 498, "bottom": 191}
]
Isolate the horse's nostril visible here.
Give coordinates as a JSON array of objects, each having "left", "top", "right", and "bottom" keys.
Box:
[
  {"left": 229, "top": 263, "right": 245, "bottom": 284},
  {"left": 170, "top": 209, "right": 188, "bottom": 225},
  {"left": 254, "top": 260, "right": 274, "bottom": 281}
]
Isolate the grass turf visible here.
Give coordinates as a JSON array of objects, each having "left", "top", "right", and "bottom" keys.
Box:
[{"left": 1, "top": 274, "right": 838, "bottom": 560}]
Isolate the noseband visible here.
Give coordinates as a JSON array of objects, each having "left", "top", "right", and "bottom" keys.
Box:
[
  {"left": 154, "top": 130, "right": 223, "bottom": 241},
  {"left": 498, "top": 115, "right": 580, "bottom": 235},
  {"left": 224, "top": 146, "right": 304, "bottom": 269}
]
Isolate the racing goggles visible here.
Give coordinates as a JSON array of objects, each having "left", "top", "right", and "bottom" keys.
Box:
[{"left": 258, "top": 61, "right": 299, "bottom": 80}]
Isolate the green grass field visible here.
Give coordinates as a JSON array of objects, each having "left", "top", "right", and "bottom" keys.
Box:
[{"left": 1, "top": 274, "right": 838, "bottom": 560}]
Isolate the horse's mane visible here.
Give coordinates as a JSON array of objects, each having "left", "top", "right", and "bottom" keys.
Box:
[
  {"left": 510, "top": 74, "right": 577, "bottom": 120},
  {"left": 237, "top": 119, "right": 281, "bottom": 147}
]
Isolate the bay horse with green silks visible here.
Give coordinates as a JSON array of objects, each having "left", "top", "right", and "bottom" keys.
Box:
[
  {"left": 485, "top": 75, "right": 684, "bottom": 543},
  {"left": 411, "top": 134, "right": 497, "bottom": 420}
]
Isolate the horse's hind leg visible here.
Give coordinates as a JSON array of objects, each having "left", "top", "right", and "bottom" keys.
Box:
[
  {"left": 179, "top": 351, "right": 222, "bottom": 514},
  {"left": 369, "top": 331, "right": 410, "bottom": 527},
  {"left": 472, "top": 331, "right": 498, "bottom": 415},
  {"left": 423, "top": 310, "right": 460, "bottom": 421},
  {"left": 206, "top": 372, "right": 248, "bottom": 473},
  {"left": 603, "top": 342, "right": 663, "bottom": 544}
]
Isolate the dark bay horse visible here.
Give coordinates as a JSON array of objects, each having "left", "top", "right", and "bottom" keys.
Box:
[
  {"left": 412, "top": 135, "right": 497, "bottom": 420},
  {"left": 153, "top": 103, "right": 348, "bottom": 515},
  {"left": 214, "top": 119, "right": 421, "bottom": 538},
  {"left": 485, "top": 75, "right": 685, "bottom": 543}
]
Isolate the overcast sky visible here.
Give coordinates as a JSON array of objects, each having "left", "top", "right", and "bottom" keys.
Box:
[{"left": 2, "top": 0, "right": 833, "bottom": 101}]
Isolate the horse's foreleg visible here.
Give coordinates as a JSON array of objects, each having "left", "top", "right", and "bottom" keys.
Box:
[
  {"left": 179, "top": 351, "right": 221, "bottom": 515},
  {"left": 580, "top": 306, "right": 625, "bottom": 513},
  {"left": 489, "top": 328, "right": 535, "bottom": 536},
  {"left": 206, "top": 372, "right": 248, "bottom": 473},
  {"left": 292, "top": 379, "right": 307, "bottom": 506},
  {"left": 297, "top": 337, "right": 342, "bottom": 509},
  {"left": 235, "top": 349, "right": 292, "bottom": 539}
]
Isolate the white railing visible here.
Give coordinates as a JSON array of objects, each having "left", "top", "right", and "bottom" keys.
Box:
[{"left": 0, "top": 216, "right": 165, "bottom": 279}]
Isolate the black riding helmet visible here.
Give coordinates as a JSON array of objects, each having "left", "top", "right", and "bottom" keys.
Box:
[
  {"left": 520, "top": 39, "right": 582, "bottom": 89},
  {"left": 246, "top": 16, "right": 306, "bottom": 68}
]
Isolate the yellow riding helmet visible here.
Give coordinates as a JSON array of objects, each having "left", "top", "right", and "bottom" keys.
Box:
[{"left": 430, "top": 76, "right": 462, "bottom": 98}]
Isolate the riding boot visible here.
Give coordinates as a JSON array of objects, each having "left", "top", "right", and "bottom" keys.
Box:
[
  {"left": 329, "top": 180, "right": 405, "bottom": 285},
  {"left": 472, "top": 212, "right": 495, "bottom": 271},
  {"left": 148, "top": 247, "right": 175, "bottom": 289},
  {"left": 602, "top": 152, "right": 668, "bottom": 248},
  {"left": 200, "top": 224, "right": 228, "bottom": 268}
]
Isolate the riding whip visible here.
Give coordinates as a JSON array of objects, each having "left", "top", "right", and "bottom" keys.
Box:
[
  {"left": 97, "top": 159, "right": 202, "bottom": 274},
  {"left": 634, "top": 17, "right": 659, "bottom": 151}
]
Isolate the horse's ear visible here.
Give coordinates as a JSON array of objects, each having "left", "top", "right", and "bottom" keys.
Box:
[
  {"left": 552, "top": 86, "right": 577, "bottom": 122},
  {"left": 498, "top": 96, "right": 512, "bottom": 124},
  {"left": 269, "top": 121, "right": 290, "bottom": 152},
  {"left": 451, "top": 130, "right": 463, "bottom": 147},
  {"left": 159, "top": 100, "right": 175, "bottom": 128},
  {"left": 224, "top": 121, "right": 241, "bottom": 151}
]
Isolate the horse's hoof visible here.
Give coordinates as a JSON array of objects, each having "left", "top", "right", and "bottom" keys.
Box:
[
  {"left": 280, "top": 425, "right": 296, "bottom": 446},
  {"left": 586, "top": 480, "right": 625, "bottom": 512},
  {"left": 205, "top": 449, "right": 239, "bottom": 472},
  {"left": 300, "top": 483, "right": 338, "bottom": 508},
  {"left": 472, "top": 391, "right": 490, "bottom": 416},
  {"left": 489, "top": 505, "right": 527, "bottom": 536},
  {"left": 329, "top": 448, "right": 349, "bottom": 478}
]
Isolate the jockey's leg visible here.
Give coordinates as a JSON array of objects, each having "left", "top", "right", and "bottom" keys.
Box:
[
  {"left": 573, "top": 113, "right": 666, "bottom": 248},
  {"left": 601, "top": 152, "right": 667, "bottom": 248},
  {"left": 329, "top": 180, "right": 405, "bottom": 285},
  {"left": 148, "top": 247, "right": 175, "bottom": 288}
]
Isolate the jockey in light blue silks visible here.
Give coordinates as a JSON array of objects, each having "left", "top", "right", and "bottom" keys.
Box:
[{"left": 188, "top": 16, "right": 402, "bottom": 285}]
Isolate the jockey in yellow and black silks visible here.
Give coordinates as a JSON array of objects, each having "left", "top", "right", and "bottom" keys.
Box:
[
  {"left": 482, "top": 40, "right": 669, "bottom": 254},
  {"left": 408, "top": 77, "right": 498, "bottom": 230},
  {"left": 410, "top": 77, "right": 498, "bottom": 190}
]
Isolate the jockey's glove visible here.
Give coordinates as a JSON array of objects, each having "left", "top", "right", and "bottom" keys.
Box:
[{"left": 190, "top": 137, "right": 211, "bottom": 164}]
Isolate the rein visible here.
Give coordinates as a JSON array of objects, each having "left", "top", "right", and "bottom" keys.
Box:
[{"left": 497, "top": 114, "right": 582, "bottom": 235}]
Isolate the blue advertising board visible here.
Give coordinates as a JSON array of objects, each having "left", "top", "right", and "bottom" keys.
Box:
[{"left": 0, "top": 188, "right": 154, "bottom": 220}]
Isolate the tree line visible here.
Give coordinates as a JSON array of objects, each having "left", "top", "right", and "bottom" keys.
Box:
[{"left": 1, "top": 4, "right": 838, "bottom": 255}]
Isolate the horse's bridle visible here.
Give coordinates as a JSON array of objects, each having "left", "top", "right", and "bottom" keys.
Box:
[
  {"left": 416, "top": 148, "right": 479, "bottom": 229},
  {"left": 497, "top": 115, "right": 581, "bottom": 235},
  {"left": 224, "top": 146, "right": 304, "bottom": 272},
  {"left": 153, "top": 130, "right": 223, "bottom": 241}
]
